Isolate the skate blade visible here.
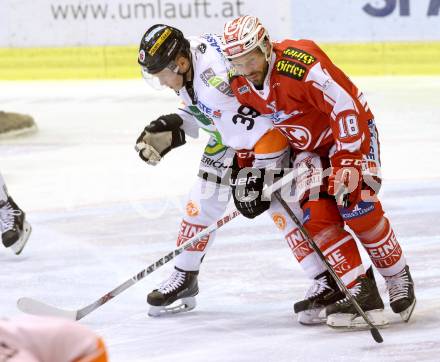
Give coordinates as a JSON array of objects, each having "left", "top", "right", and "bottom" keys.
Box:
[
  {"left": 400, "top": 298, "right": 416, "bottom": 323},
  {"left": 298, "top": 308, "right": 326, "bottom": 325},
  {"left": 10, "top": 221, "right": 32, "bottom": 255},
  {"left": 148, "top": 297, "right": 197, "bottom": 318},
  {"left": 326, "top": 309, "right": 389, "bottom": 330}
]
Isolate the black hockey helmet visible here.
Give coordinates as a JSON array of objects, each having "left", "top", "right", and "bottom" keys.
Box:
[{"left": 138, "top": 24, "right": 190, "bottom": 74}]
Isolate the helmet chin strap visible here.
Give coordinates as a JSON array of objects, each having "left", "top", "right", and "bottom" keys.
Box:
[{"left": 179, "top": 53, "right": 197, "bottom": 105}]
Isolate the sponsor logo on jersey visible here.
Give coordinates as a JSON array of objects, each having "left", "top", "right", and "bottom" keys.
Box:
[
  {"left": 186, "top": 200, "right": 200, "bottom": 217},
  {"left": 200, "top": 68, "right": 234, "bottom": 97},
  {"left": 201, "top": 34, "right": 222, "bottom": 55},
  {"left": 148, "top": 28, "right": 172, "bottom": 55},
  {"left": 340, "top": 201, "right": 375, "bottom": 220},
  {"left": 278, "top": 124, "right": 312, "bottom": 149},
  {"left": 266, "top": 101, "right": 277, "bottom": 112},
  {"left": 272, "top": 213, "right": 287, "bottom": 230},
  {"left": 197, "top": 100, "right": 222, "bottom": 120},
  {"left": 238, "top": 85, "right": 250, "bottom": 94},
  {"left": 303, "top": 207, "right": 311, "bottom": 223},
  {"left": 213, "top": 110, "right": 222, "bottom": 118},
  {"left": 188, "top": 105, "right": 213, "bottom": 126},
  {"left": 275, "top": 59, "right": 307, "bottom": 81},
  {"left": 282, "top": 47, "right": 316, "bottom": 65},
  {"left": 268, "top": 109, "right": 302, "bottom": 124},
  {"left": 201, "top": 154, "right": 230, "bottom": 169}
]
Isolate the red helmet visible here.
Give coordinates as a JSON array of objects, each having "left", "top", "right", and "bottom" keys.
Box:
[{"left": 221, "top": 15, "right": 272, "bottom": 61}]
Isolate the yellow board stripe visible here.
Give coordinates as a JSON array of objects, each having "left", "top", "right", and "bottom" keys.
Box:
[{"left": 0, "top": 42, "right": 439, "bottom": 80}]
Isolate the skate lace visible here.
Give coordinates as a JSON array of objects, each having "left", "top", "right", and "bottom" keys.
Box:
[
  {"left": 157, "top": 269, "right": 186, "bottom": 294},
  {"left": 336, "top": 283, "right": 361, "bottom": 304},
  {"left": 0, "top": 203, "right": 21, "bottom": 231},
  {"left": 386, "top": 269, "right": 411, "bottom": 302},
  {"left": 305, "top": 275, "right": 330, "bottom": 299}
]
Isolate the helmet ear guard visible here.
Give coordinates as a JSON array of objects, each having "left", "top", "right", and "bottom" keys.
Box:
[{"left": 221, "top": 15, "right": 272, "bottom": 62}]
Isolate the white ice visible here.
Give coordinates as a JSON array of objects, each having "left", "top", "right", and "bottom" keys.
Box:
[{"left": 1, "top": 77, "right": 440, "bottom": 362}]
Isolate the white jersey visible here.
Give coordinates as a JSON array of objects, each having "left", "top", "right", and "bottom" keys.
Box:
[{"left": 177, "top": 34, "right": 273, "bottom": 151}]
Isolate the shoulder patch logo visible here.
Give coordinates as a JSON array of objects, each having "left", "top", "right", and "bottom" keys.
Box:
[
  {"left": 238, "top": 85, "right": 250, "bottom": 94},
  {"left": 282, "top": 47, "right": 316, "bottom": 65},
  {"left": 275, "top": 60, "right": 307, "bottom": 81},
  {"left": 198, "top": 43, "right": 207, "bottom": 53}
]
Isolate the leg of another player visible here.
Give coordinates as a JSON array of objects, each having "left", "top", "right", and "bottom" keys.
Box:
[{"left": 147, "top": 177, "right": 231, "bottom": 317}]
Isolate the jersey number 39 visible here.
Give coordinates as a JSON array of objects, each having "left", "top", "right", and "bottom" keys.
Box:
[{"left": 232, "top": 105, "right": 260, "bottom": 131}]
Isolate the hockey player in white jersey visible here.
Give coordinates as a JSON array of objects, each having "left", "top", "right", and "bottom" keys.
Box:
[
  {"left": 0, "top": 173, "right": 31, "bottom": 254},
  {"left": 135, "top": 24, "right": 337, "bottom": 317}
]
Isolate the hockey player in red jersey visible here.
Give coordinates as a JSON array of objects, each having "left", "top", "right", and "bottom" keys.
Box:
[
  {"left": 135, "top": 24, "right": 340, "bottom": 319},
  {"left": 221, "top": 15, "right": 416, "bottom": 327}
]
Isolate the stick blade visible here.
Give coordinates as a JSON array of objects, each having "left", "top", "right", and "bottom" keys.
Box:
[
  {"left": 17, "top": 297, "right": 78, "bottom": 321},
  {"left": 370, "top": 327, "right": 383, "bottom": 343}
]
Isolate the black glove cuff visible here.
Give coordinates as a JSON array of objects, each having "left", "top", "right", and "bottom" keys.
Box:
[{"left": 145, "top": 113, "right": 183, "bottom": 133}]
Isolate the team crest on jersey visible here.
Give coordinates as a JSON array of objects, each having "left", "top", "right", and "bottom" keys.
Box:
[
  {"left": 282, "top": 47, "right": 316, "bottom": 65},
  {"left": 275, "top": 60, "right": 307, "bottom": 81},
  {"left": 279, "top": 125, "right": 312, "bottom": 149}
]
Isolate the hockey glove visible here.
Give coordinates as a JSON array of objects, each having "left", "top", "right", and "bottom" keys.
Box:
[
  {"left": 230, "top": 167, "right": 271, "bottom": 219},
  {"left": 135, "top": 113, "right": 186, "bottom": 165},
  {"left": 328, "top": 151, "right": 363, "bottom": 209}
]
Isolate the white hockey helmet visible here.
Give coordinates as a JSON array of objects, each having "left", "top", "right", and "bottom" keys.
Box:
[{"left": 221, "top": 15, "right": 272, "bottom": 61}]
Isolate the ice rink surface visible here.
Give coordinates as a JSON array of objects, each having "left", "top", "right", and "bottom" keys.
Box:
[{"left": 1, "top": 77, "right": 440, "bottom": 361}]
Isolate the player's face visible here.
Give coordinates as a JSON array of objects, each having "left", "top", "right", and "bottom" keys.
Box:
[
  {"left": 230, "top": 48, "right": 268, "bottom": 87},
  {"left": 141, "top": 56, "right": 189, "bottom": 91}
]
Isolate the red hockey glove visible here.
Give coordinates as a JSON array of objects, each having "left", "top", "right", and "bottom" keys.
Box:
[{"left": 328, "top": 151, "right": 363, "bottom": 209}]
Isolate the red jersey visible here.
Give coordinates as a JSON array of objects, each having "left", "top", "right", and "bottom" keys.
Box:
[{"left": 230, "top": 39, "right": 374, "bottom": 158}]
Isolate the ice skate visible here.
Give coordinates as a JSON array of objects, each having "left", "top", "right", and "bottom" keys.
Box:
[
  {"left": 0, "top": 197, "right": 32, "bottom": 255},
  {"left": 294, "top": 270, "right": 345, "bottom": 325},
  {"left": 147, "top": 267, "right": 199, "bottom": 317},
  {"left": 326, "top": 267, "right": 388, "bottom": 329},
  {"left": 385, "top": 265, "right": 416, "bottom": 322}
]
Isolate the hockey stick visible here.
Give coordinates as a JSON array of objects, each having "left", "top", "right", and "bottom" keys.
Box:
[
  {"left": 18, "top": 170, "right": 296, "bottom": 320},
  {"left": 17, "top": 209, "right": 241, "bottom": 320},
  {"left": 273, "top": 191, "right": 383, "bottom": 344}
]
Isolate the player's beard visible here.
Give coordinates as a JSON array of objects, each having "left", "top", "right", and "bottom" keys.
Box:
[
  {"left": 246, "top": 71, "right": 264, "bottom": 87},
  {"left": 246, "top": 62, "right": 268, "bottom": 89}
]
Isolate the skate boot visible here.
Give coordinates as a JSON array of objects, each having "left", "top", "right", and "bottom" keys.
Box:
[
  {"left": 385, "top": 265, "right": 416, "bottom": 322},
  {"left": 294, "top": 270, "right": 345, "bottom": 325},
  {"left": 0, "top": 197, "right": 32, "bottom": 255},
  {"left": 326, "top": 266, "right": 388, "bottom": 329},
  {"left": 147, "top": 267, "right": 199, "bottom": 317}
]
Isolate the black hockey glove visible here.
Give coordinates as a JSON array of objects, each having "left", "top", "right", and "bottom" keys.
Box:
[
  {"left": 230, "top": 166, "right": 271, "bottom": 219},
  {"left": 135, "top": 113, "right": 186, "bottom": 165}
]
